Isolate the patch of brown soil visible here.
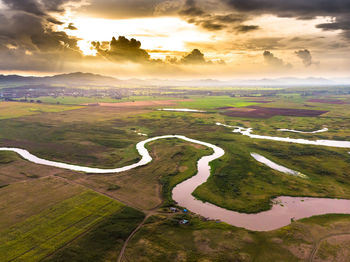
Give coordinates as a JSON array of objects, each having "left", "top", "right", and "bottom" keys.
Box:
[
  {"left": 179, "top": 166, "right": 188, "bottom": 172},
  {"left": 84, "top": 99, "right": 191, "bottom": 108},
  {"left": 247, "top": 100, "right": 274, "bottom": 103},
  {"left": 0, "top": 159, "right": 70, "bottom": 185},
  {"left": 225, "top": 107, "right": 256, "bottom": 112},
  {"left": 307, "top": 99, "right": 348, "bottom": 104},
  {"left": 221, "top": 106, "right": 328, "bottom": 118}
]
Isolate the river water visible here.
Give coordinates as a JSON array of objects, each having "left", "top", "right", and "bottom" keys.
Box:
[{"left": 1, "top": 125, "right": 350, "bottom": 231}]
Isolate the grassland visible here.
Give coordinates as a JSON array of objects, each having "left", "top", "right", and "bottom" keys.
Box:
[
  {"left": 178, "top": 96, "right": 258, "bottom": 109},
  {"left": 0, "top": 189, "right": 126, "bottom": 262},
  {"left": 2, "top": 92, "right": 350, "bottom": 261},
  {"left": 0, "top": 177, "right": 85, "bottom": 230},
  {"left": 15, "top": 95, "right": 184, "bottom": 105},
  {"left": 124, "top": 213, "right": 350, "bottom": 261},
  {"left": 0, "top": 102, "right": 82, "bottom": 119},
  {"left": 44, "top": 206, "right": 144, "bottom": 262},
  {"left": 2, "top": 98, "right": 350, "bottom": 214},
  {"left": 173, "top": 86, "right": 282, "bottom": 91},
  {"left": 58, "top": 139, "right": 211, "bottom": 210}
]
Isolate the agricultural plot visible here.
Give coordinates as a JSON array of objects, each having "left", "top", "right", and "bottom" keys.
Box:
[
  {"left": 44, "top": 206, "right": 145, "bottom": 262},
  {"left": 0, "top": 177, "right": 84, "bottom": 230},
  {"left": 15, "top": 95, "right": 185, "bottom": 105},
  {"left": 58, "top": 139, "right": 211, "bottom": 210},
  {"left": 0, "top": 189, "right": 124, "bottom": 262},
  {"left": 1, "top": 92, "right": 350, "bottom": 261},
  {"left": 178, "top": 96, "right": 258, "bottom": 109},
  {"left": 221, "top": 106, "right": 328, "bottom": 118},
  {"left": 0, "top": 102, "right": 82, "bottom": 119}
]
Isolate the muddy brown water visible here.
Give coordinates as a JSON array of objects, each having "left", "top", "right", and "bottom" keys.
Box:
[{"left": 2, "top": 130, "right": 350, "bottom": 231}]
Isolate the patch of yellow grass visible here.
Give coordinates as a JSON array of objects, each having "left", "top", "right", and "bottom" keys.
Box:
[{"left": 0, "top": 102, "right": 83, "bottom": 119}]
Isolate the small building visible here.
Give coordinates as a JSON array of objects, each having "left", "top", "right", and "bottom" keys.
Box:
[
  {"left": 179, "top": 219, "right": 189, "bottom": 225},
  {"left": 170, "top": 207, "right": 178, "bottom": 213}
]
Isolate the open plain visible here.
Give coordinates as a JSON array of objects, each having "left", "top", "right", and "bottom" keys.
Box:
[{"left": 1, "top": 86, "right": 350, "bottom": 261}]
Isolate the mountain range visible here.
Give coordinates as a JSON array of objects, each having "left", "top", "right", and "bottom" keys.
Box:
[{"left": 0, "top": 72, "right": 349, "bottom": 88}]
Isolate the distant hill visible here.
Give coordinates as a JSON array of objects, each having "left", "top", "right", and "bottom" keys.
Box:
[
  {"left": 0, "top": 72, "right": 123, "bottom": 89},
  {"left": 48, "top": 72, "right": 121, "bottom": 85},
  {"left": 0, "top": 72, "right": 349, "bottom": 88}
]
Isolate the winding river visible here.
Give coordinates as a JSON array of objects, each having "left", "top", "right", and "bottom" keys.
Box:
[
  {"left": 250, "top": 153, "right": 308, "bottom": 179},
  {"left": 278, "top": 127, "right": 328, "bottom": 134},
  {"left": 216, "top": 122, "right": 350, "bottom": 148},
  {"left": 1, "top": 124, "right": 350, "bottom": 231}
]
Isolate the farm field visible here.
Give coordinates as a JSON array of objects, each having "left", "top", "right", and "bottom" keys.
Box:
[
  {"left": 0, "top": 177, "right": 143, "bottom": 262},
  {"left": 14, "top": 95, "right": 186, "bottom": 105},
  {"left": 1, "top": 91, "right": 350, "bottom": 261},
  {"left": 0, "top": 102, "right": 82, "bottom": 119},
  {"left": 178, "top": 96, "right": 258, "bottom": 109},
  {"left": 2, "top": 1, "right": 350, "bottom": 259}
]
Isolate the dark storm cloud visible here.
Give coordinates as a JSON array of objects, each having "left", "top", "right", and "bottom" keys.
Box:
[
  {"left": 179, "top": 0, "right": 205, "bottom": 16},
  {"left": 0, "top": 0, "right": 82, "bottom": 71},
  {"left": 2, "top": 0, "right": 45, "bottom": 16},
  {"left": 40, "top": 0, "right": 80, "bottom": 13},
  {"left": 263, "top": 51, "right": 292, "bottom": 69},
  {"left": 179, "top": 0, "right": 253, "bottom": 33},
  {"left": 201, "top": 21, "right": 226, "bottom": 31},
  {"left": 224, "top": 0, "right": 350, "bottom": 17},
  {"left": 92, "top": 36, "right": 150, "bottom": 62},
  {"left": 223, "top": 0, "right": 350, "bottom": 38},
  {"left": 235, "top": 25, "right": 259, "bottom": 33},
  {"left": 316, "top": 16, "right": 350, "bottom": 39},
  {"left": 79, "top": 0, "right": 167, "bottom": 19}
]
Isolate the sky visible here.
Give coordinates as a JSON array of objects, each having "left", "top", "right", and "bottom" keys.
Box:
[{"left": 0, "top": 0, "right": 349, "bottom": 79}]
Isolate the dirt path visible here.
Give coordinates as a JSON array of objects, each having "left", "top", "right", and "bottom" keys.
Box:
[
  {"left": 308, "top": 232, "right": 350, "bottom": 262},
  {"left": 117, "top": 213, "right": 152, "bottom": 262}
]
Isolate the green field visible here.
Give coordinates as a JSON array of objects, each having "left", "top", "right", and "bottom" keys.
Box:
[
  {"left": 0, "top": 102, "right": 82, "bottom": 119},
  {"left": 2, "top": 90, "right": 350, "bottom": 261},
  {"left": 178, "top": 96, "right": 258, "bottom": 109},
  {"left": 124, "top": 213, "right": 350, "bottom": 261},
  {"left": 44, "top": 206, "right": 144, "bottom": 262},
  {"left": 0, "top": 190, "right": 125, "bottom": 261},
  {"left": 15, "top": 95, "right": 184, "bottom": 105}
]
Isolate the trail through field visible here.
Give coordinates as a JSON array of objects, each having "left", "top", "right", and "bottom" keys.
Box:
[{"left": 308, "top": 232, "right": 350, "bottom": 262}]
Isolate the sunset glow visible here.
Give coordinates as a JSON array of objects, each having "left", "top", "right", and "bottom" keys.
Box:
[{"left": 0, "top": 0, "right": 349, "bottom": 78}]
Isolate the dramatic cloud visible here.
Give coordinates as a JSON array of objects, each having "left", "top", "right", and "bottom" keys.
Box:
[
  {"left": 235, "top": 25, "right": 259, "bottom": 33},
  {"left": 224, "top": 0, "right": 350, "bottom": 38},
  {"left": 91, "top": 36, "right": 217, "bottom": 66},
  {"left": 0, "top": 0, "right": 82, "bottom": 71},
  {"left": 263, "top": 51, "right": 292, "bottom": 69},
  {"left": 0, "top": 0, "right": 350, "bottom": 77},
  {"left": 2, "top": 0, "right": 45, "bottom": 16},
  {"left": 92, "top": 36, "right": 150, "bottom": 62},
  {"left": 79, "top": 0, "right": 167, "bottom": 19},
  {"left": 179, "top": 0, "right": 257, "bottom": 33},
  {"left": 224, "top": 0, "right": 350, "bottom": 18},
  {"left": 181, "top": 49, "right": 206, "bottom": 64},
  {"left": 316, "top": 16, "right": 350, "bottom": 39},
  {"left": 295, "top": 49, "right": 317, "bottom": 67}
]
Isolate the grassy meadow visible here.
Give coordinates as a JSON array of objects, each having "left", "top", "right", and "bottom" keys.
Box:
[
  {"left": 0, "top": 102, "right": 82, "bottom": 119},
  {"left": 1, "top": 91, "right": 350, "bottom": 261}
]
